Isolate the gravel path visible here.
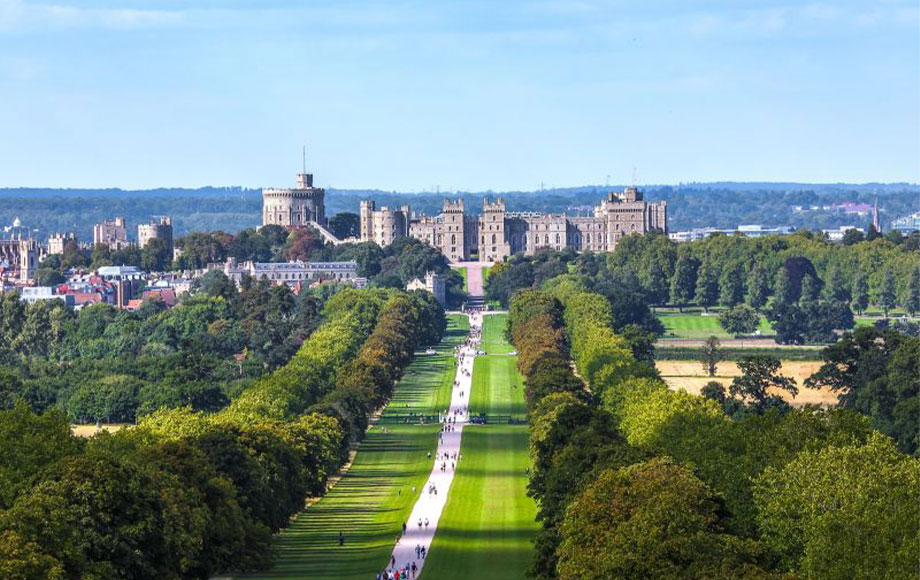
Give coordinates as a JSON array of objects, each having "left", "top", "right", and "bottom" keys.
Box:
[
  {"left": 383, "top": 312, "right": 480, "bottom": 579},
  {"left": 465, "top": 264, "right": 484, "bottom": 298}
]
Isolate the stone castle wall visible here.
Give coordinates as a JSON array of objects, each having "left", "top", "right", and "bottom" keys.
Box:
[{"left": 359, "top": 188, "right": 667, "bottom": 262}]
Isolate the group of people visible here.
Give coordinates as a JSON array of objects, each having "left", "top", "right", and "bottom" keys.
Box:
[{"left": 380, "top": 558, "right": 419, "bottom": 579}]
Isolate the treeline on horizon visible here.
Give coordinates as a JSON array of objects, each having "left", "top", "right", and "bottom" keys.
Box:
[{"left": 0, "top": 183, "right": 916, "bottom": 242}]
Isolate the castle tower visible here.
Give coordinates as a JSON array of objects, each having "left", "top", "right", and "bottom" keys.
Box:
[
  {"left": 359, "top": 200, "right": 375, "bottom": 243},
  {"left": 19, "top": 238, "right": 37, "bottom": 282},
  {"left": 138, "top": 216, "right": 173, "bottom": 250},
  {"left": 441, "top": 198, "right": 466, "bottom": 262},
  {"left": 480, "top": 198, "right": 510, "bottom": 263},
  {"left": 262, "top": 164, "right": 326, "bottom": 228}
]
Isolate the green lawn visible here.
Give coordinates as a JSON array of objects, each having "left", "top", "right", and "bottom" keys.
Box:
[
  {"left": 470, "top": 355, "right": 526, "bottom": 421},
  {"left": 243, "top": 315, "right": 468, "bottom": 580},
  {"left": 658, "top": 312, "right": 773, "bottom": 339},
  {"left": 480, "top": 313, "right": 514, "bottom": 354},
  {"left": 421, "top": 425, "right": 537, "bottom": 580},
  {"left": 422, "top": 315, "right": 537, "bottom": 580}
]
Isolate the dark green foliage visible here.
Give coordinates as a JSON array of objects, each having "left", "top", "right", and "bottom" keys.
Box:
[
  {"left": 806, "top": 327, "right": 920, "bottom": 454},
  {"left": 0, "top": 403, "right": 83, "bottom": 509},
  {"left": 729, "top": 355, "right": 798, "bottom": 415},
  {"left": 327, "top": 212, "right": 360, "bottom": 239},
  {"left": 486, "top": 250, "right": 576, "bottom": 306},
  {"left": 669, "top": 253, "right": 698, "bottom": 310},
  {"left": 718, "top": 305, "right": 760, "bottom": 337}
]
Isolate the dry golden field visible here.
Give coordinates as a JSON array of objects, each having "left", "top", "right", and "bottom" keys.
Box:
[
  {"left": 655, "top": 360, "right": 839, "bottom": 407},
  {"left": 71, "top": 424, "right": 127, "bottom": 438}
]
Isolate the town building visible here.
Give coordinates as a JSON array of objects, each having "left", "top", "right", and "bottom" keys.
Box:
[
  {"left": 669, "top": 225, "right": 795, "bottom": 243},
  {"left": 96, "top": 265, "right": 146, "bottom": 309},
  {"left": 47, "top": 232, "right": 77, "bottom": 255},
  {"left": 19, "top": 286, "right": 76, "bottom": 306},
  {"left": 822, "top": 226, "right": 865, "bottom": 242},
  {"left": 262, "top": 171, "right": 326, "bottom": 228},
  {"left": 406, "top": 271, "right": 446, "bottom": 307},
  {"left": 360, "top": 187, "right": 667, "bottom": 262},
  {"left": 137, "top": 216, "right": 174, "bottom": 250},
  {"left": 891, "top": 212, "right": 920, "bottom": 234},
  {"left": 221, "top": 258, "right": 362, "bottom": 287},
  {"left": 93, "top": 217, "right": 131, "bottom": 250}
]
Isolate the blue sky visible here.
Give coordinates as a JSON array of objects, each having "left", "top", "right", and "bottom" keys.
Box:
[{"left": 0, "top": 0, "right": 917, "bottom": 190}]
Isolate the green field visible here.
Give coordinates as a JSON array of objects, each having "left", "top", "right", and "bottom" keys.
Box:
[
  {"left": 470, "top": 356, "right": 526, "bottom": 421},
  {"left": 243, "top": 315, "right": 468, "bottom": 580},
  {"left": 421, "top": 425, "right": 537, "bottom": 580},
  {"left": 658, "top": 310, "right": 897, "bottom": 340},
  {"left": 658, "top": 312, "right": 773, "bottom": 339},
  {"left": 480, "top": 313, "right": 514, "bottom": 354},
  {"left": 423, "top": 314, "right": 537, "bottom": 580}
]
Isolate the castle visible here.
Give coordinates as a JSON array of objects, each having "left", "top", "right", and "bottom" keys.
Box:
[
  {"left": 260, "top": 164, "right": 667, "bottom": 262},
  {"left": 262, "top": 171, "right": 326, "bottom": 227},
  {"left": 360, "top": 187, "right": 667, "bottom": 262}
]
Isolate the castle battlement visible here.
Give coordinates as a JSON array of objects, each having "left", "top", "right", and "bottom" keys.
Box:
[
  {"left": 262, "top": 171, "right": 326, "bottom": 227},
  {"left": 360, "top": 188, "right": 667, "bottom": 262}
]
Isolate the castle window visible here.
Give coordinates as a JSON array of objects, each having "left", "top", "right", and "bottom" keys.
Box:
[
  {"left": 555, "top": 233, "right": 560, "bottom": 244},
  {"left": 492, "top": 234, "right": 496, "bottom": 244},
  {"left": 451, "top": 234, "right": 456, "bottom": 245}
]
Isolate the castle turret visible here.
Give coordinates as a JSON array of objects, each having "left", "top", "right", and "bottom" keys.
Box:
[
  {"left": 479, "top": 198, "right": 510, "bottom": 262},
  {"left": 441, "top": 198, "right": 467, "bottom": 262},
  {"left": 19, "top": 238, "right": 37, "bottom": 282},
  {"left": 262, "top": 167, "right": 326, "bottom": 228}
]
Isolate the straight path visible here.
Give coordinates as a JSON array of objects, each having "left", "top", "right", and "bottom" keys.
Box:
[{"left": 384, "top": 312, "right": 482, "bottom": 579}]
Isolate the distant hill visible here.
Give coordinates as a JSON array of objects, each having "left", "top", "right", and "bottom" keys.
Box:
[{"left": 1, "top": 182, "right": 916, "bottom": 242}]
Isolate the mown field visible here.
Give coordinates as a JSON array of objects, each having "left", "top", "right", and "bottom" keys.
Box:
[
  {"left": 657, "top": 309, "right": 903, "bottom": 340},
  {"left": 479, "top": 313, "right": 514, "bottom": 355},
  {"left": 658, "top": 311, "right": 774, "bottom": 339},
  {"left": 242, "top": 315, "right": 468, "bottom": 580}
]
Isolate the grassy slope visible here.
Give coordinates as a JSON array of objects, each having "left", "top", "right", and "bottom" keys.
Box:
[
  {"left": 422, "top": 314, "right": 537, "bottom": 580},
  {"left": 243, "top": 315, "right": 468, "bottom": 580}
]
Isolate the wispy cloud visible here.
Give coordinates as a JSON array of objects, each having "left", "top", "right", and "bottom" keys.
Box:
[
  {"left": 0, "top": 0, "right": 185, "bottom": 32},
  {"left": 684, "top": 2, "right": 918, "bottom": 39}
]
